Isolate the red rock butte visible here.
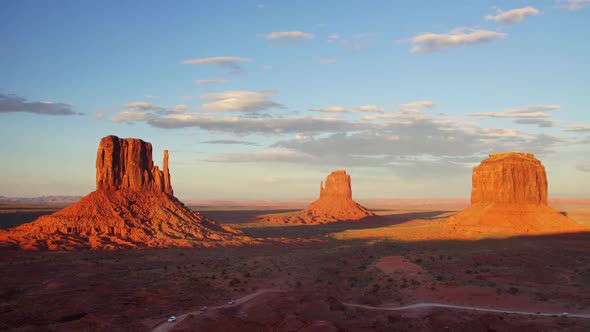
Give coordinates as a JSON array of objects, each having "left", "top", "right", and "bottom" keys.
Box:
[
  {"left": 257, "top": 170, "right": 375, "bottom": 224},
  {"left": 471, "top": 152, "right": 547, "bottom": 205},
  {"left": 387, "top": 152, "right": 587, "bottom": 240},
  {"left": 0, "top": 135, "right": 253, "bottom": 250}
]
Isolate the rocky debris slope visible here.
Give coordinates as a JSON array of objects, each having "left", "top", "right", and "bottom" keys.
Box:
[
  {"left": 0, "top": 135, "right": 254, "bottom": 250},
  {"left": 386, "top": 152, "right": 586, "bottom": 240},
  {"left": 257, "top": 170, "right": 375, "bottom": 224}
]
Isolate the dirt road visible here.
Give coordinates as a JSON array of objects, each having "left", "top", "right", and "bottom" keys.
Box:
[
  {"left": 150, "top": 288, "right": 283, "bottom": 332},
  {"left": 343, "top": 302, "right": 590, "bottom": 319}
]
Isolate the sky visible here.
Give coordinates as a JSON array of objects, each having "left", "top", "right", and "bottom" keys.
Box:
[{"left": 1, "top": 0, "right": 589, "bottom": 199}]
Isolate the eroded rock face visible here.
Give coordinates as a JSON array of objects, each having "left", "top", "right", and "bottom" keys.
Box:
[
  {"left": 0, "top": 135, "right": 252, "bottom": 250},
  {"left": 96, "top": 135, "right": 172, "bottom": 194},
  {"left": 435, "top": 152, "right": 585, "bottom": 238},
  {"left": 257, "top": 170, "right": 375, "bottom": 224},
  {"left": 318, "top": 169, "right": 352, "bottom": 199},
  {"left": 339, "top": 152, "right": 586, "bottom": 241},
  {"left": 471, "top": 153, "right": 547, "bottom": 205}
]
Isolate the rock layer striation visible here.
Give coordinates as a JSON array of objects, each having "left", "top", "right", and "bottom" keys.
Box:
[
  {"left": 0, "top": 135, "right": 252, "bottom": 250},
  {"left": 471, "top": 152, "right": 547, "bottom": 205},
  {"left": 96, "top": 135, "right": 173, "bottom": 195},
  {"left": 257, "top": 170, "right": 375, "bottom": 224},
  {"left": 373, "top": 152, "right": 587, "bottom": 240}
]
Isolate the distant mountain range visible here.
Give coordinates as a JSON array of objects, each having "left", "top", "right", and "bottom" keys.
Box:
[{"left": 0, "top": 196, "right": 82, "bottom": 204}]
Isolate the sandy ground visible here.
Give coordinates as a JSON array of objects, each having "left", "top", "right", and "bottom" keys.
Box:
[{"left": 1, "top": 202, "right": 590, "bottom": 331}]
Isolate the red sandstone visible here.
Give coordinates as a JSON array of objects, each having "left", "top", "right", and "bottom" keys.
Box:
[
  {"left": 0, "top": 135, "right": 253, "bottom": 250},
  {"left": 257, "top": 170, "right": 375, "bottom": 224}
]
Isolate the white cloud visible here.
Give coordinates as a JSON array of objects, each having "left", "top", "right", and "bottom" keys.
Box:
[
  {"left": 410, "top": 28, "right": 506, "bottom": 53},
  {"left": 327, "top": 33, "right": 340, "bottom": 43},
  {"left": 0, "top": 93, "right": 80, "bottom": 116},
  {"left": 557, "top": 0, "right": 590, "bottom": 10},
  {"left": 485, "top": 7, "right": 540, "bottom": 24},
  {"left": 208, "top": 149, "right": 310, "bottom": 163},
  {"left": 196, "top": 78, "right": 228, "bottom": 85},
  {"left": 399, "top": 101, "right": 435, "bottom": 109},
  {"left": 310, "top": 106, "right": 349, "bottom": 113},
  {"left": 182, "top": 56, "right": 252, "bottom": 69},
  {"left": 109, "top": 102, "right": 189, "bottom": 123},
  {"left": 105, "top": 98, "right": 568, "bottom": 173},
  {"left": 362, "top": 109, "right": 430, "bottom": 122},
  {"left": 200, "top": 90, "right": 285, "bottom": 113},
  {"left": 310, "top": 105, "right": 384, "bottom": 113},
  {"left": 356, "top": 105, "right": 383, "bottom": 113},
  {"left": 171, "top": 104, "right": 189, "bottom": 112},
  {"left": 468, "top": 104, "right": 560, "bottom": 118},
  {"left": 264, "top": 31, "right": 314, "bottom": 40},
  {"left": 121, "top": 101, "right": 163, "bottom": 111},
  {"left": 514, "top": 118, "right": 558, "bottom": 128},
  {"left": 201, "top": 139, "right": 258, "bottom": 146},
  {"left": 148, "top": 114, "right": 372, "bottom": 134},
  {"left": 480, "top": 128, "right": 523, "bottom": 138},
  {"left": 565, "top": 124, "right": 590, "bottom": 132}
]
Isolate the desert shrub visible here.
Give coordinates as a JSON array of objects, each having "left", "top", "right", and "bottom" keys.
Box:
[
  {"left": 508, "top": 287, "right": 519, "bottom": 295},
  {"left": 371, "top": 284, "right": 381, "bottom": 293}
]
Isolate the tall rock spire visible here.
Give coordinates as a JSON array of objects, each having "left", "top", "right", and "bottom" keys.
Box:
[{"left": 163, "top": 149, "right": 173, "bottom": 195}]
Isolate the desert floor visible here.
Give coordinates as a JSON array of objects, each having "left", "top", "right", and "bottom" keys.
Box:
[{"left": 1, "top": 201, "right": 590, "bottom": 331}]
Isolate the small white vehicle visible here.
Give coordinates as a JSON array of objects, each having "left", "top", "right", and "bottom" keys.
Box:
[
  {"left": 562, "top": 312, "right": 569, "bottom": 317},
  {"left": 167, "top": 316, "right": 177, "bottom": 323},
  {"left": 228, "top": 300, "right": 236, "bottom": 305},
  {"left": 201, "top": 306, "right": 208, "bottom": 312}
]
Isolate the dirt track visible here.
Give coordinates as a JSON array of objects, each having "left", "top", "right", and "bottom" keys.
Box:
[
  {"left": 151, "top": 288, "right": 284, "bottom": 332},
  {"left": 344, "top": 302, "right": 590, "bottom": 319}
]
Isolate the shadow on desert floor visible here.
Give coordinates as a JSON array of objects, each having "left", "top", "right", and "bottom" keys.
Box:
[
  {"left": 2, "top": 231, "right": 590, "bottom": 331},
  {"left": 200, "top": 209, "right": 459, "bottom": 239}
]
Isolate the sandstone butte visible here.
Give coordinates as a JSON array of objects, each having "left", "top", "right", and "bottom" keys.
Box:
[
  {"left": 257, "top": 170, "right": 375, "bottom": 224},
  {"left": 0, "top": 135, "right": 254, "bottom": 250},
  {"left": 388, "top": 152, "right": 587, "bottom": 240}
]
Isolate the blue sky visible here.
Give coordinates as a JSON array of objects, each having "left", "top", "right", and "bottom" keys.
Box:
[{"left": 1, "top": 0, "right": 589, "bottom": 199}]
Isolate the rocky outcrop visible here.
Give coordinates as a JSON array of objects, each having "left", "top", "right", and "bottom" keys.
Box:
[
  {"left": 0, "top": 135, "right": 253, "bottom": 250},
  {"left": 471, "top": 152, "right": 547, "bottom": 205},
  {"left": 375, "top": 152, "right": 587, "bottom": 240},
  {"left": 257, "top": 170, "right": 375, "bottom": 224},
  {"left": 95, "top": 135, "right": 172, "bottom": 194}
]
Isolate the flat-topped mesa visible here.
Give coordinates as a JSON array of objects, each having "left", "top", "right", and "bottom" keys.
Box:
[
  {"left": 319, "top": 169, "right": 352, "bottom": 199},
  {"left": 471, "top": 152, "right": 547, "bottom": 205},
  {"left": 96, "top": 135, "right": 172, "bottom": 194}
]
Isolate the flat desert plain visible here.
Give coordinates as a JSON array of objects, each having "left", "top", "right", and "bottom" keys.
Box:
[{"left": 1, "top": 199, "right": 590, "bottom": 331}]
